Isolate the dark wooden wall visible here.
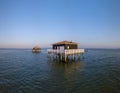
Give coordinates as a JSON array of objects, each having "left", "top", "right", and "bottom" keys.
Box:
[
  {"left": 53, "top": 44, "right": 78, "bottom": 49},
  {"left": 65, "top": 44, "right": 78, "bottom": 49}
]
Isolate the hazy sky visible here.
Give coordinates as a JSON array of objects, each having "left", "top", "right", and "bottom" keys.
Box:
[{"left": 0, "top": 0, "right": 120, "bottom": 48}]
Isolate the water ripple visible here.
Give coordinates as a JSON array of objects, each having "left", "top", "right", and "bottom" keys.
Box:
[{"left": 0, "top": 49, "right": 120, "bottom": 93}]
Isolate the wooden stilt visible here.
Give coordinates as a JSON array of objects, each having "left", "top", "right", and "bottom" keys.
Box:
[
  {"left": 72, "top": 54, "right": 75, "bottom": 61},
  {"left": 60, "top": 53, "right": 62, "bottom": 61},
  {"left": 82, "top": 53, "right": 84, "bottom": 59},
  {"left": 78, "top": 53, "right": 80, "bottom": 60},
  {"left": 64, "top": 54, "right": 67, "bottom": 62}
]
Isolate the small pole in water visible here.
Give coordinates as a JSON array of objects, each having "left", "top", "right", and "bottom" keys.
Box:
[{"left": 78, "top": 53, "right": 80, "bottom": 60}]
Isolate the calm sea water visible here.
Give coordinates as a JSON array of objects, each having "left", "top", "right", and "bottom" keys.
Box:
[{"left": 0, "top": 48, "right": 120, "bottom": 93}]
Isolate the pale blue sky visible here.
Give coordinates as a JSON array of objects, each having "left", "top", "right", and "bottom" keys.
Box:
[{"left": 0, "top": 0, "right": 120, "bottom": 48}]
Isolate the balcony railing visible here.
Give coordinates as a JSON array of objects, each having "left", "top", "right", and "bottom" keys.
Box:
[{"left": 48, "top": 49, "right": 84, "bottom": 54}]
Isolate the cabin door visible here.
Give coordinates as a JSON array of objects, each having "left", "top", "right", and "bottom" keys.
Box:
[{"left": 60, "top": 46, "right": 64, "bottom": 52}]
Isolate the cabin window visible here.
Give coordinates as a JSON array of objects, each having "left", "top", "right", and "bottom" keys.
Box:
[{"left": 67, "top": 46, "right": 69, "bottom": 49}]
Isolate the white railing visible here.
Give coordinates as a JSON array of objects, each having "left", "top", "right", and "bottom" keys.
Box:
[
  {"left": 65, "top": 49, "right": 84, "bottom": 54},
  {"left": 47, "top": 49, "right": 65, "bottom": 54},
  {"left": 48, "top": 49, "right": 84, "bottom": 54}
]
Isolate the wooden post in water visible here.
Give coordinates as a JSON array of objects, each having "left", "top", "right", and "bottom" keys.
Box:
[
  {"left": 67, "top": 55, "right": 69, "bottom": 61},
  {"left": 54, "top": 53, "right": 56, "bottom": 60},
  {"left": 78, "top": 53, "right": 80, "bottom": 60},
  {"left": 72, "top": 54, "right": 75, "bottom": 61},
  {"left": 60, "top": 53, "right": 62, "bottom": 61},
  {"left": 64, "top": 54, "right": 67, "bottom": 62},
  {"left": 82, "top": 53, "right": 84, "bottom": 59}
]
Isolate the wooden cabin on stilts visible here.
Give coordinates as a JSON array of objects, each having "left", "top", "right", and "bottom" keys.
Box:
[{"left": 47, "top": 41, "right": 84, "bottom": 62}]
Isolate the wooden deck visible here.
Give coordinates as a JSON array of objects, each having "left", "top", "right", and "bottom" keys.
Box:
[{"left": 47, "top": 49, "right": 85, "bottom": 62}]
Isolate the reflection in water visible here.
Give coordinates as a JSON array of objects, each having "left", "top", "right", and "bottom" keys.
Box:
[
  {"left": 47, "top": 59, "right": 85, "bottom": 77},
  {"left": 46, "top": 59, "right": 85, "bottom": 93},
  {"left": 0, "top": 82, "right": 13, "bottom": 93}
]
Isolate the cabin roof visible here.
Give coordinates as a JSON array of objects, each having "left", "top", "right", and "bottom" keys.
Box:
[
  {"left": 32, "top": 46, "right": 40, "bottom": 49},
  {"left": 52, "top": 41, "right": 78, "bottom": 45}
]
